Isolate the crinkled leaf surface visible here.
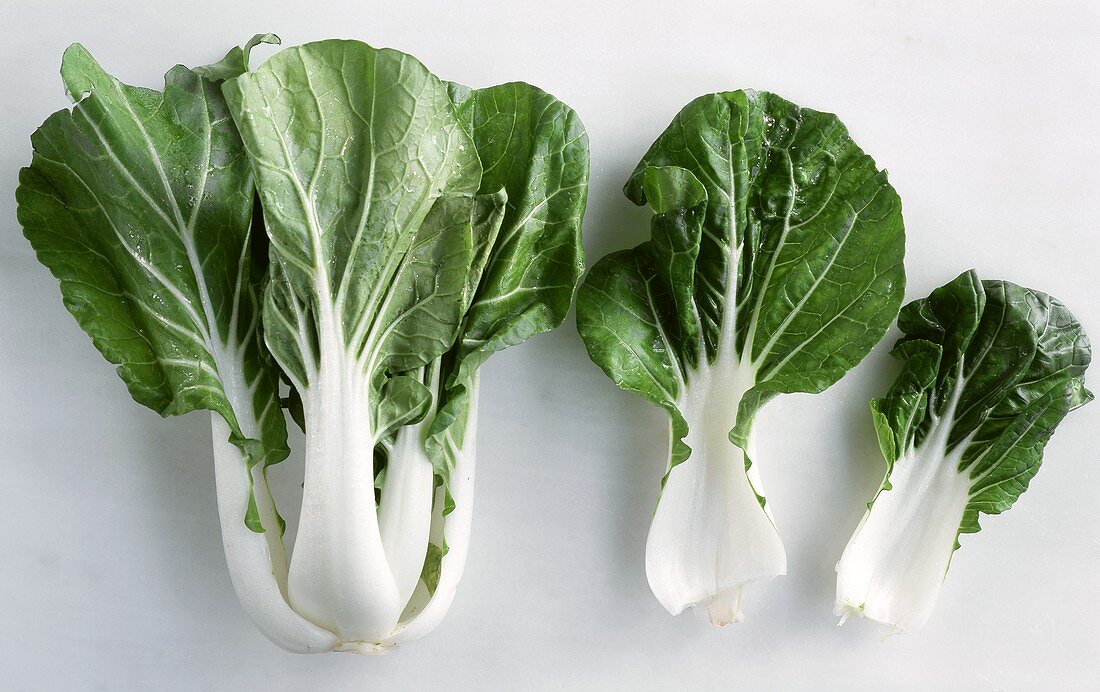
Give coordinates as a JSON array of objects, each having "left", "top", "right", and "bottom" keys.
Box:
[
  {"left": 17, "top": 41, "right": 289, "bottom": 482},
  {"left": 871, "top": 270, "right": 1092, "bottom": 539},
  {"left": 577, "top": 90, "right": 905, "bottom": 468},
  {"left": 835, "top": 271, "right": 1091, "bottom": 631}
]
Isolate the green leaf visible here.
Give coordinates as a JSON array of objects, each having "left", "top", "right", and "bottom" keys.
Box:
[
  {"left": 957, "top": 281, "right": 1091, "bottom": 528},
  {"left": 358, "top": 193, "right": 506, "bottom": 419},
  {"left": 865, "top": 271, "right": 1092, "bottom": 529},
  {"left": 641, "top": 165, "right": 707, "bottom": 213},
  {"left": 576, "top": 251, "right": 685, "bottom": 410},
  {"left": 448, "top": 81, "right": 589, "bottom": 381},
  {"left": 374, "top": 193, "right": 504, "bottom": 379},
  {"left": 577, "top": 91, "right": 904, "bottom": 620},
  {"left": 896, "top": 269, "right": 985, "bottom": 387},
  {"left": 579, "top": 89, "right": 905, "bottom": 469},
  {"left": 194, "top": 34, "right": 281, "bottom": 83},
  {"left": 425, "top": 81, "right": 590, "bottom": 484},
  {"left": 222, "top": 38, "right": 483, "bottom": 418},
  {"left": 575, "top": 173, "right": 704, "bottom": 465},
  {"left": 17, "top": 40, "right": 288, "bottom": 477},
  {"left": 869, "top": 399, "right": 897, "bottom": 468},
  {"left": 375, "top": 375, "right": 433, "bottom": 440},
  {"left": 643, "top": 166, "right": 706, "bottom": 374},
  {"left": 871, "top": 338, "right": 943, "bottom": 467},
  {"left": 837, "top": 272, "right": 1091, "bottom": 630}
]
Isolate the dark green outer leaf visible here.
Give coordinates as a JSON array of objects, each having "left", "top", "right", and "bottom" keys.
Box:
[
  {"left": 956, "top": 282, "right": 1092, "bottom": 533},
  {"left": 896, "top": 269, "right": 985, "bottom": 395},
  {"left": 624, "top": 91, "right": 904, "bottom": 392},
  {"left": 576, "top": 251, "right": 685, "bottom": 406},
  {"left": 623, "top": 92, "right": 761, "bottom": 363},
  {"left": 958, "top": 379, "right": 1085, "bottom": 539},
  {"left": 17, "top": 42, "right": 288, "bottom": 478},
  {"left": 424, "top": 81, "right": 590, "bottom": 484},
  {"left": 376, "top": 194, "right": 503, "bottom": 377},
  {"left": 448, "top": 81, "right": 589, "bottom": 381},
  {"left": 872, "top": 271, "right": 1092, "bottom": 542},
  {"left": 946, "top": 281, "right": 1038, "bottom": 450},
  {"left": 642, "top": 167, "right": 706, "bottom": 374},
  {"left": 575, "top": 167, "right": 706, "bottom": 467},
  {"left": 579, "top": 90, "right": 905, "bottom": 468}
]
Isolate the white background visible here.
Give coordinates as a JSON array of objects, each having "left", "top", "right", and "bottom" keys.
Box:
[{"left": 1, "top": 1, "right": 1097, "bottom": 689}]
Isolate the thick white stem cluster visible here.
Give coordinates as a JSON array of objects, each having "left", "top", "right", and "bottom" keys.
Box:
[
  {"left": 645, "top": 358, "right": 787, "bottom": 625},
  {"left": 210, "top": 364, "right": 479, "bottom": 652},
  {"left": 835, "top": 383, "right": 972, "bottom": 632}
]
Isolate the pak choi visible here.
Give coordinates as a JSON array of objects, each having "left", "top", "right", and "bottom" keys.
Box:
[
  {"left": 835, "top": 270, "right": 1091, "bottom": 632},
  {"left": 576, "top": 91, "right": 905, "bottom": 623},
  {"left": 18, "top": 36, "right": 587, "bottom": 652}
]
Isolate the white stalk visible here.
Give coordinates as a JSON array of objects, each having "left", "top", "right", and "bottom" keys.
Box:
[
  {"left": 645, "top": 358, "right": 787, "bottom": 625},
  {"left": 377, "top": 411, "right": 437, "bottom": 608},
  {"left": 210, "top": 413, "right": 339, "bottom": 652},
  {"left": 287, "top": 317, "right": 403, "bottom": 644},
  {"left": 835, "top": 383, "right": 972, "bottom": 632},
  {"left": 382, "top": 377, "right": 480, "bottom": 645}
]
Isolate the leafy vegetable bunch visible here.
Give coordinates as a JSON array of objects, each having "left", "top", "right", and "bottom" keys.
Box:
[{"left": 18, "top": 34, "right": 589, "bottom": 652}]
